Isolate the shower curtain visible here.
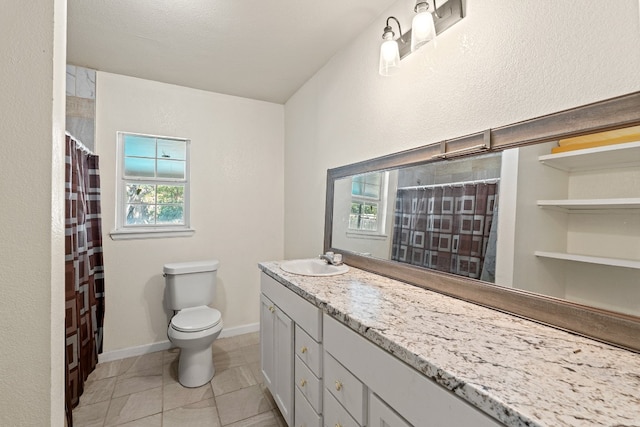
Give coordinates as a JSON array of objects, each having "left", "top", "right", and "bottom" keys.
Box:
[
  {"left": 64, "top": 134, "right": 105, "bottom": 426},
  {"left": 391, "top": 181, "right": 498, "bottom": 280}
]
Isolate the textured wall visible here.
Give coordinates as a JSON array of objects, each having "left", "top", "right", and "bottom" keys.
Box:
[
  {"left": 0, "top": 0, "right": 66, "bottom": 425},
  {"left": 284, "top": 0, "right": 640, "bottom": 259},
  {"left": 96, "top": 73, "right": 285, "bottom": 353}
]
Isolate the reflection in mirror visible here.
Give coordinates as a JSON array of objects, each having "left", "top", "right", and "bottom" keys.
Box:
[
  {"left": 332, "top": 142, "right": 640, "bottom": 318},
  {"left": 333, "top": 153, "right": 502, "bottom": 282},
  {"left": 325, "top": 93, "right": 640, "bottom": 351},
  {"left": 332, "top": 170, "right": 397, "bottom": 260},
  {"left": 500, "top": 141, "right": 640, "bottom": 317}
]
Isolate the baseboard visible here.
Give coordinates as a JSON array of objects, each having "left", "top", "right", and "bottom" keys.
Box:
[
  {"left": 219, "top": 322, "right": 260, "bottom": 339},
  {"left": 98, "top": 322, "right": 260, "bottom": 363},
  {"left": 99, "top": 340, "right": 173, "bottom": 363}
]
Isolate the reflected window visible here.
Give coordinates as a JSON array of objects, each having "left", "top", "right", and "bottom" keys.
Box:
[
  {"left": 115, "top": 132, "right": 190, "bottom": 231},
  {"left": 349, "top": 172, "right": 386, "bottom": 233}
]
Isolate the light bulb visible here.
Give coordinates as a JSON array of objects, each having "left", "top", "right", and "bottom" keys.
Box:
[
  {"left": 411, "top": 2, "right": 436, "bottom": 52},
  {"left": 379, "top": 33, "right": 400, "bottom": 76}
]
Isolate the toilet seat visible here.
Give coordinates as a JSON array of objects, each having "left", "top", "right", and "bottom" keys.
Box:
[{"left": 171, "top": 306, "right": 222, "bottom": 333}]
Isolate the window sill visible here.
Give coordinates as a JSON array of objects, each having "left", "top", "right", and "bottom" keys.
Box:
[
  {"left": 345, "top": 231, "right": 388, "bottom": 240},
  {"left": 110, "top": 228, "right": 195, "bottom": 240}
]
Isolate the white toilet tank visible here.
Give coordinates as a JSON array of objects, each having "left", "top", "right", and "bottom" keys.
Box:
[{"left": 164, "top": 260, "right": 219, "bottom": 310}]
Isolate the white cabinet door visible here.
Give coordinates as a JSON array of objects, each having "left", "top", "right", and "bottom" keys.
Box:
[
  {"left": 261, "top": 293, "right": 294, "bottom": 426},
  {"left": 260, "top": 294, "right": 276, "bottom": 391},
  {"left": 274, "top": 306, "right": 294, "bottom": 426}
]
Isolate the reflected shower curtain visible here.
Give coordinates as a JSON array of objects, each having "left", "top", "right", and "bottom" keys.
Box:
[
  {"left": 64, "top": 134, "right": 105, "bottom": 426},
  {"left": 391, "top": 182, "right": 498, "bottom": 280}
]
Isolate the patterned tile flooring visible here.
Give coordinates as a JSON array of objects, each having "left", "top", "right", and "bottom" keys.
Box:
[{"left": 72, "top": 332, "right": 287, "bottom": 427}]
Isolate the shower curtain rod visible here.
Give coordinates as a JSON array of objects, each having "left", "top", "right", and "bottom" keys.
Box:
[
  {"left": 398, "top": 177, "right": 500, "bottom": 191},
  {"left": 65, "top": 131, "right": 95, "bottom": 155}
]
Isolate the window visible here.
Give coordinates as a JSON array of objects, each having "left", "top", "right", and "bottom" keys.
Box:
[
  {"left": 111, "top": 132, "right": 193, "bottom": 239},
  {"left": 349, "top": 172, "right": 387, "bottom": 233}
]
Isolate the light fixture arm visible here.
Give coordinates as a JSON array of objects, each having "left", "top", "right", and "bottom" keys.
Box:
[
  {"left": 384, "top": 16, "right": 405, "bottom": 43},
  {"left": 432, "top": 0, "right": 441, "bottom": 19}
]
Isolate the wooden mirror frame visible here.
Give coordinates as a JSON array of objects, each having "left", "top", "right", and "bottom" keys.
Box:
[{"left": 324, "top": 91, "right": 640, "bottom": 353}]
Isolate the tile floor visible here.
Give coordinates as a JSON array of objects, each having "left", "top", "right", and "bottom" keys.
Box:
[{"left": 72, "top": 332, "right": 287, "bottom": 427}]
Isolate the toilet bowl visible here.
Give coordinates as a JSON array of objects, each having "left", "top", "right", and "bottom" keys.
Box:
[
  {"left": 167, "top": 306, "right": 223, "bottom": 387},
  {"left": 164, "top": 260, "right": 223, "bottom": 388}
]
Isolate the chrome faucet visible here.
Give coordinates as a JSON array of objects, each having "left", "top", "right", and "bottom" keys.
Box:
[{"left": 319, "top": 251, "right": 343, "bottom": 266}]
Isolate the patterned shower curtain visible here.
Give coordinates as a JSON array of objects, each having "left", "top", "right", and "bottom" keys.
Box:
[
  {"left": 391, "top": 182, "right": 498, "bottom": 280},
  {"left": 64, "top": 134, "right": 105, "bottom": 426}
]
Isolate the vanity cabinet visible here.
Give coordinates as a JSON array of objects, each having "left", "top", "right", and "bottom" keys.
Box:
[
  {"left": 323, "top": 314, "right": 502, "bottom": 427},
  {"left": 260, "top": 272, "right": 502, "bottom": 427},
  {"left": 260, "top": 273, "right": 323, "bottom": 427}
]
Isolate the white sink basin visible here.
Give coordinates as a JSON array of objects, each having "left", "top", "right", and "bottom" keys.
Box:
[{"left": 280, "top": 259, "right": 349, "bottom": 277}]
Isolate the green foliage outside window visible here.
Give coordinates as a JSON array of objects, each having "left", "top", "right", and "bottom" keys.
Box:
[{"left": 126, "top": 184, "right": 185, "bottom": 225}]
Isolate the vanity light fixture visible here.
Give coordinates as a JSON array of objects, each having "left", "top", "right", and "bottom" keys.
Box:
[
  {"left": 411, "top": 1, "right": 437, "bottom": 52},
  {"left": 379, "top": 17, "right": 403, "bottom": 76},
  {"left": 379, "top": 0, "right": 464, "bottom": 76}
]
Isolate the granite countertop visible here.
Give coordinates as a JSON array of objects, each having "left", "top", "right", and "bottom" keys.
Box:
[{"left": 258, "top": 261, "right": 640, "bottom": 427}]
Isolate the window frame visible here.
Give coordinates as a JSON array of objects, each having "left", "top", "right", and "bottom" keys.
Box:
[
  {"left": 347, "top": 171, "right": 389, "bottom": 237},
  {"left": 110, "top": 131, "right": 195, "bottom": 240}
]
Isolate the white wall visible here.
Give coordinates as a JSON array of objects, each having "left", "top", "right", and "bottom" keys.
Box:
[
  {"left": 0, "top": 1, "right": 66, "bottom": 425},
  {"left": 96, "top": 73, "right": 284, "bottom": 353},
  {"left": 283, "top": 0, "right": 640, "bottom": 259}
]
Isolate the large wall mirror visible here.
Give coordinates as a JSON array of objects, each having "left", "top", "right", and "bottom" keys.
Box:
[{"left": 324, "top": 91, "right": 640, "bottom": 352}]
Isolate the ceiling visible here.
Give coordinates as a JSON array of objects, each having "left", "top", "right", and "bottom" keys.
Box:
[{"left": 67, "top": 0, "right": 398, "bottom": 104}]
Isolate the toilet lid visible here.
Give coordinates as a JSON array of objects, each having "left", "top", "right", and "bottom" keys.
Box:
[{"left": 171, "top": 306, "right": 221, "bottom": 332}]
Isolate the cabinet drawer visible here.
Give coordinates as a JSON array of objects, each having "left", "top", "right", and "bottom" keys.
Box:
[
  {"left": 369, "top": 392, "right": 412, "bottom": 427},
  {"left": 295, "top": 356, "right": 322, "bottom": 413},
  {"left": 323, "top": 388, "right": 360, "bottom": 427},
  {"left": 261, "top": 273, "right": 322, "bottom": 340},
  {"left": 296, "top": 326, "right": 322, "bottom": 376},
  {"left": 324, "top": 352, "right": 366, "bottom": 425},
  {"left": 295, "top": 387, "right": 322, "bottom": 427}
]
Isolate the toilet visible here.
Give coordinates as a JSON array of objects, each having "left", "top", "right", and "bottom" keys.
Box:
[{"left": 164, "top": 260, "right": 224, "bottom": 388}]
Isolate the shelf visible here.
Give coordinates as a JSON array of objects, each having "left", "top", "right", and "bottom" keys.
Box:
[
  {"left": 537, "top": 198, "right": 640, "bottom": 211},
  {"left": 538, "top": 140, "right": 640, "bottom": 172},
  {"left": 534, "top": 251, "right": 640, "bottom": 269}
]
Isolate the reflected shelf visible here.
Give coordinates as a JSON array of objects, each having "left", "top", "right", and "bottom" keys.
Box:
[
  {"left": 537, "top": 198, "right": 640, "bottom": 211},
  {"left": 538, "top": 140, "right": 640, "bottom": 172},
  {"left": 534, "top": 251, "right": 640, "bottom": 270}
]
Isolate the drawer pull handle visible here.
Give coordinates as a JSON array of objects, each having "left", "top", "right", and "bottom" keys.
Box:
[
  {"left": 299, "top": 379, "right": 307, "bottom": 387},
  {"left": 268, "top": 306, "right": 275, "bottom": 313},
  {"left": 300, "top": 346, "right": 308, "bottom": 354},
  {"left": 335, "top": 380, "right": 343, "bottom": 391},
  {"left": 335, "top": 424, "right": 342, "bottom": 427}
]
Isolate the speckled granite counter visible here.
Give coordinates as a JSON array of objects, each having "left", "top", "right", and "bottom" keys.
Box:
[{"left": 258, "top": 261, "right": 640, "bottom": 427}]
